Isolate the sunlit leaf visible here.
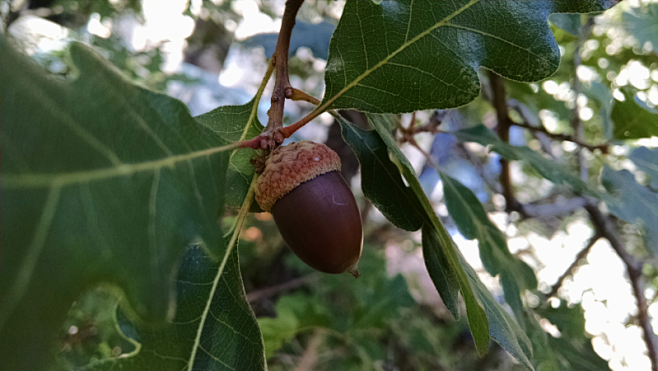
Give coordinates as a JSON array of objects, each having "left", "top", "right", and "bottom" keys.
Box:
[{"left": 321, "top": 0, "right": 617, "bottom": 114}]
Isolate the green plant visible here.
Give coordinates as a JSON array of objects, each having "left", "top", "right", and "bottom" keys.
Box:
[{"left": 1, "top": 1, "right": 656, "bottom": 370}]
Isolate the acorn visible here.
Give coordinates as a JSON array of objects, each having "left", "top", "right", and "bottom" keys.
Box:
[{"left": 255, "top": 141, "right": 363, "bottom": 277}]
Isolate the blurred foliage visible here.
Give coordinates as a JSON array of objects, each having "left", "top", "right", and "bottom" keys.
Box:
[
  {"left": 55, "top": 288, "right": 133, "bottom": 371},
  {"left": 257, "top": 245, "right": 481, "bottom": 371}
]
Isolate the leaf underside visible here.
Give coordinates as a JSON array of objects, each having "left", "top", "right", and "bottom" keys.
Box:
[
  {"left": 85, "top": 244, "right": 265, "bottom": 371},
  {"left": 0, "top": 38, "right": 238, "bottom": 370}
]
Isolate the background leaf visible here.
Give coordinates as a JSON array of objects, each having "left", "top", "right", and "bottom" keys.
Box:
[
  {"left": 0, "top": 38, "right": 230, "bottom": 370},
  {"left": 241, "top": 20, "right": 336, "bottom": 60},
  {"left": 621, "top": 2, "right": 658, "bottom": 56},
  {"left": 321, "top": 0, "right": 615, "bottom": 114},
  {"left": 602, "top": 165, "right": 658, "bottom": 256},
  {"left": 533, "top": 302, "right": 611, "bottom": 371},
  {"left": 586, "top": 81, "right": 615, "bottom": 141},
  {"left": 452, "top": 125, "right": 611, "bottom": 202},
  {"left": 630, "top": 147, "right": 658, "bottom": 190},
  {"left": 611, "top": 88, "right": 658, "bottom": 139}
]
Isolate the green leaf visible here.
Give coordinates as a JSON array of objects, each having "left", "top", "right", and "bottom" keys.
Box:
[
  {"left": 321, "top": 0, "right": 616, "bottom": 114},
  {"left": 355, "top": 116, "right": 490, "bottom": 354},
  {"left": 440, "top": 173, "right": 537, "bottom": 327},
  {"left": 86, "top": 244, "right": 265, "bottom": 371},
  {"left": 526, "top": 315, "right": 562, "bottom": 371},
  {"left": 549, "top": 13, "right": 583, "bottom": 37},
  {"left": 0, "top": 38, "right": 232, "bottom": 370},
  {"left": 602, "top": 166, "right": 658, "bottom": 256},
  {"left": 586, "top": 81, "right": 614, "bottom": 141},
  {"left": 420, "top": 225, "right": 462, "bottom": 319},
  {"left": 196, "top": 103, "right": 264, "bottom": 212},
  {"left": 630, "top": 147, "right": 658, "bottom": 190},
  {"left": 458, "top": 254, "right": 534, "bottom": 371},
  {"left": 366, "top": 115, "right": 537, "bottom": 369},
  {"left": 534, "top": 302, "right": 611, "bottom": 371},
  {"left": 258, "top": 293, "right": 332, "bottom": 358},
  {"left": 335, "top": 114, "right": 463, "bottom": 326},
  {"left": 337, "top": 115, "right": 424, "bottom": 231},
  {"left": 452, "top": 125, "right": 611, "bottom": 202},
  {"left": 611, "top": 88, "right": 658, "bottom": 139},
  {"left": 621, "top": 2, "right": 658, "bottom": 56}
]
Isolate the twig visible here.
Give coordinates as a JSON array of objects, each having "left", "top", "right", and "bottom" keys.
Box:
[
  {"left": 398, "top": 111, "right": 447, "bottom": 143},
  {"left": 547, "top": 231, "right": 602, "bottom": 299},
  {"left": 289, "top": 88, "right": 320, "bottom": 105},
  {"left": 407, "top": 111, "right": 417, "bottom": 131},
  {"left": 258, "top": 0, "right": 304, "bottom": 149},
  {"left": 407, "top": 136, "right": 440, "bottom": 175},
  {"left": 488, "top": 71, "right": 526, "bottom": 215},
  {"left": 279, "top": 107, "right": 322, "bottom": 139},
  {"left": 523, "top": 196, "right": 587, "bottom": 218},
  {"left": 572, "top": 19, "right": 595, "bottom": 180},
  {"left": 510, "top": 122, "right": 609, "bottom": 154},
  {"left": 507, "top": 97, "right": 608, "bottom": 154},
  {"left": 455, "top": 142, "right": 502, "bottom": 194},
  {"left": 585, "top": 204, "right": 658, "bottom": 371},
  {"left": 294, "top": 329, "right": 324, "bottom": 371}
]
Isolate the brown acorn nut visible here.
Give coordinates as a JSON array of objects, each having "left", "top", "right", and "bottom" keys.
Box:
[{"left": 255, "top": 141, "right": 363, "bottom": 277}]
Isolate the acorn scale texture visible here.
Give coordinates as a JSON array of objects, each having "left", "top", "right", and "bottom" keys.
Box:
[{"left": 256, "top": 141, "right": 363, "bottom": 276}]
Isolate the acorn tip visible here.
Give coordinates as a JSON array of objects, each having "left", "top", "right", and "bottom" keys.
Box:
[{"left": 347, "top": 264, "right": 360, "bottom": 279}]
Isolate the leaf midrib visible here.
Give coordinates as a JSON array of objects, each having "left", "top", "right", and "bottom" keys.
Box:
[
  {"left": 186, "top": 175, "right": 257, "bottom": 370},
  {"left": 317, "top": 0, "right": 480, "bottom": 114},
  {"left": 0, "top": 143, "right": 235, "bottom": 189}
]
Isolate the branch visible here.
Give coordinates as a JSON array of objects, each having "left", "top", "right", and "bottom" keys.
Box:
[
  {"left": 522, "top": 196, "right": 587, "bottom": 218},
  {"left": 572, "top": 19, "right": 595, "bottom": 181},
  {"left": 259, "top": 0, "right": 304, "bottom": 149},
  {"left": 488, "top": 71, "right": 526, "bottom": 216},
  {"left": 510, "top": 122, "right": 609, "bottom": 154},
  {"left": 398, "top": 110, "right": 447, "bottom": 143},
  {"left": 585, "top": 204, "right": 658, "bottom": 371},
  {"left": 455, "top": 141, "right": 502, "bottom": 194},
  {"left": 294, "top": 329, "right": 324, "bottom": 371},
  {"left": 279, "top": 106, "right": 322, "bottom": 139},
  {"left": 289, "top": 88, "right": 320, "bottom": 105},
  {"left": 547, "top": 231, "right": 602, "bottom": 299}
]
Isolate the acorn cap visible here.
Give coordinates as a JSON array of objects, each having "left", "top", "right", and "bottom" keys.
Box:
[{"left": 256, "top": 141, "right": 342, "bottom": 212}]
